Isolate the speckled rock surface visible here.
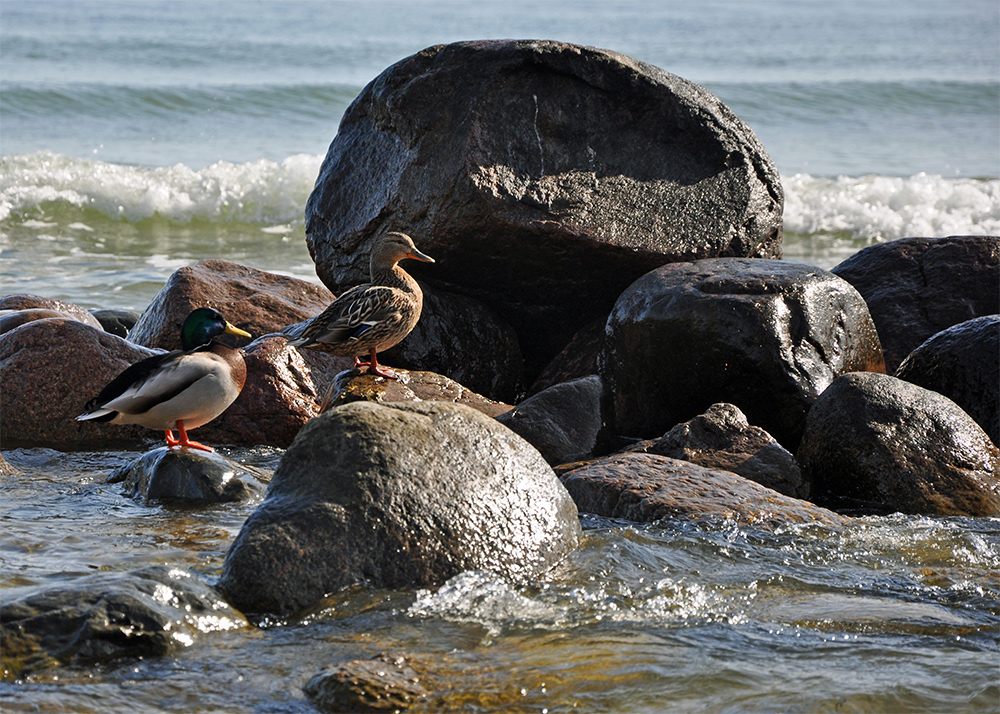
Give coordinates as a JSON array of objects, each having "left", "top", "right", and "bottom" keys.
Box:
[
  {"left": 127, "top": 259, "right": 333, "bottom": 350},
  {"left": 560, "top": 452, "right": 847, "bottom": 529},
  {"left": 218, "top": 401, "right": 580, "bottom": 615}
]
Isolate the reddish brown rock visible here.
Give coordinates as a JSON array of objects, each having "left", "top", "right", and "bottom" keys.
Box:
[
  {"left": 0, "top": 318, "right": 157, "bottom": 449},
  {"left": 0, "top": 308, "right": 99, "bottom": 335},
  {"left": 127, "top": 259, "right": 334, "bottom": 350},
  {"left": 306, "top": 40, "right": 783, "bottom": 378},
  {"left": 327, "top": 369, "right": 512, "bottom": 419},
  {"left": 560, "top": 452, "right": 847, "bottom": 528},
  {"left": 0, "top": 317, "right": 351, "bottom": 450},
  {"left": 831, "top": 235, "right": 1000, "bottom": 373},
  {"left": 0, "top": 295, "right": 103, "bottom": 328},
  {"left": 198, "top": 336, "right": 353, "bottom": 448}
]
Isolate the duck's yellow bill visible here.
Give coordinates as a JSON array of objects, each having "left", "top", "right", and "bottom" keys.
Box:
[{"left": 224, "top": 322, "right": 252, "bottom": 338}]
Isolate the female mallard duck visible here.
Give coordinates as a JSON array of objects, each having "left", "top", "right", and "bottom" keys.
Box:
[
  {"left": 77, "top": 307, "right": 251, "bottom": 452},
  {"left": 287, "top": 231, "right": 434, "bottom": 379}
]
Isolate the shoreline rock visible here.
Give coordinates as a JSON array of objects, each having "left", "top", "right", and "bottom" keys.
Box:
[{"left": 218, "top": 401, "right": 581, "bottom": 616}]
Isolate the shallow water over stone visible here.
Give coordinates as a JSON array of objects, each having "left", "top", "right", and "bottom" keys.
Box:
[{"left": 2, "top": 447, "right": 997, "bottom": 713}]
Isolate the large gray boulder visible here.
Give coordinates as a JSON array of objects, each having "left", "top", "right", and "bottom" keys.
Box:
[
  {"left": 218, "top": 401, "right": 581, "bottom": 615},
  {"left": 797, "top": 372, "right": 1000, "bottom": 516},
  {"left": 895, "top": 315, "right": 999, "bottom": 445},
  {"left": 600, "top": 258, "right": 885, "bottom": 450},
  {"left": 305, "top": 39, "right": 783, "bottom": 377},
  {"left": 831, "top": 235, "right": 1000, "bottom": 373}
]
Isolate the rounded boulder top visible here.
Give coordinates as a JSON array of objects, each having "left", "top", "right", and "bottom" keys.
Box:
[{"left": 306, "top": 39, "right": 784, "bottom": 374}]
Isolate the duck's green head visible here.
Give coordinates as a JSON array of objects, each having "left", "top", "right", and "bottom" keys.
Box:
[{"left": 181, "top": 307, "right": 252, "bottom": 350}]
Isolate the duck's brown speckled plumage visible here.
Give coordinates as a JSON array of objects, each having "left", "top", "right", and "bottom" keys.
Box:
[{"left": 288, "top": 232, "right": 434, "bottom": 378}]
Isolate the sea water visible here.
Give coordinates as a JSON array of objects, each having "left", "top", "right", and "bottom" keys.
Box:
[{"left": 1, "top": 1, "right": 999, "bottom": 712}]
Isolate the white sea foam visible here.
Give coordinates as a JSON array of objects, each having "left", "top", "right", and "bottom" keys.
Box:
[
  {"left": 782, "top": 173, "right": 1000, "bottom": 239},
  {"left": 0, "top": 151, "right": 324, "bottom": 224},
  {"left": 3, "top": 152, "right": 998, "bottom": 242}
]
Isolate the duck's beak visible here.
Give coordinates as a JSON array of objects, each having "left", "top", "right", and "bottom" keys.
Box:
[
  {"left": 407, "top": 248, "right": 435, "bottom": 263},
  {"left": 224, "top": 322, "right": 252, "bottom": 338}
]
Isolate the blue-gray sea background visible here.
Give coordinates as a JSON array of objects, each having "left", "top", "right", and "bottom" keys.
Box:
[{"left": 1, "top": 1, "right": 998, "bottom": 712}]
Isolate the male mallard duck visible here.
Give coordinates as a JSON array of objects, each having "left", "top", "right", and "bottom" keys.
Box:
[
  {"left": 77, "top": 307, "right": 251, "bottom": 452},
  {"left": 287, "top": 231, "right": 434, "bottom": 379}
]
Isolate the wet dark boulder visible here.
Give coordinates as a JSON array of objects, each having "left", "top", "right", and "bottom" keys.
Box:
[
  {"left": 560, "top": 452, "right": 847, "bottom": 529},
  {"left": 895, "top": 316, "right": 999, "bottom": 445},
  {"left": 600, "top": 258, "right": 884, "bottom": 451},
  {"left": 127, "top": 259, "right": 333, "bottom": 351},
  {"left": 0, "top": 318, "right": 157, "bottom": 449},
  {"left": 107, "top": 447, "right": 268, "bottom": 504},
  {"left": 625, "top": 403, "right": 806, "bottom": 499},
  {"left": 305, "top": 39, "right": 783, "bottom": 378},
  {"left": 0, "top": 566, "right": 246, "bottom": 677},
  {"left": 218, "top": 401, "right": 581, "bottom": 616},
  {"left": 831, "top": 235, "right": 1000, "bottom": 373},
  {"left": 496, "top": 375, "right": 604, "bottom": 465},
  {"left": 0, "top": 294, "right": 103, "bottom": 331},
  {"left": 796, "top": 372, "right": 1000, "bottom": 516},
  {"left": 325, "top": 368, "right": 512, "bottom": 418}
]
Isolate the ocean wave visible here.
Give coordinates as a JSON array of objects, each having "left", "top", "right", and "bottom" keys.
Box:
[
  {"left": 0, "top": 151, "right": 324, "bottom": 224},
  {"left": 1, "top": 82, "right": 361, "bottom": 122},
  {"left": 3, "top": 152, "right": 997, "bottom": 240},
  {"left": 782, "top": 173, "right": 1000, "bottom": 239}
]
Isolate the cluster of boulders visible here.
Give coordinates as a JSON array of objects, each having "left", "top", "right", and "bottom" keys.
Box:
[{"left": 2, "top": 40, "right": 998, "bottom": 698}]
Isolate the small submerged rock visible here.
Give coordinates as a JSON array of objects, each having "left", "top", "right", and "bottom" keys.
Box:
[
  {"left": 0, "top": 566, "right": 246, "bottom": 678},
  {"left": 218, "top": 401, "right": 581, "bottom": 616},
  {"left": 304, "top": 653, "right": 429, "bottom": 713},
  {"left": 108, "top": 447, "right": 268, "bottom": 504}
]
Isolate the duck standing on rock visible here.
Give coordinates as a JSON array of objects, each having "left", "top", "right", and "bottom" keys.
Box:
[
  {"left": 288, "top": 231, "right": 434, "bottom": 379},
  {"left": 77, "top": 307, "right": 251, "bottom": 452}
]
